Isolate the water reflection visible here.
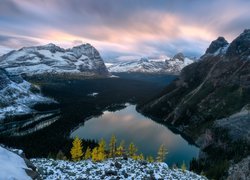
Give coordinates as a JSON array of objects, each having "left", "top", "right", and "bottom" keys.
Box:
[{"left": 71, "top": 104, "right": 199, "bottom": 166}]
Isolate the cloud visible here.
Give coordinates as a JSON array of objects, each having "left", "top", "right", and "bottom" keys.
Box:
[{"left": 0, "top": 0, "right": 250, "bottom": 60}]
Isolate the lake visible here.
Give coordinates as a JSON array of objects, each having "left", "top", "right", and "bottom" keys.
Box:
[{"left": 71, "top": 104, "right": 199, "bottom": 167}]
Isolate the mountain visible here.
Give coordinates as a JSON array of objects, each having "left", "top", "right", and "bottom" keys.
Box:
[
  {"left": 0, "top": 43, "right": 109, "bottom": 78},
  {"left": 138, "top": 30, "right": 250, "bottom": 178},
  {"left": 108, "top": 53, "right": 193, "bottom": 74},
  {"left": 0, "top": 68, "right": 59, "bottom": 135}
]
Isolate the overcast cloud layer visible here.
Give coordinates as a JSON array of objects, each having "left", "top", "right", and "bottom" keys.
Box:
[{"left": 0, "top": 0, "right": 249, "bottom": 60}]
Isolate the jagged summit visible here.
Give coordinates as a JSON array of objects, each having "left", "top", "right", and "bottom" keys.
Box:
[
  {"left": 205, "top": 36, "right": 228, "bottom": 54},
  {"left": 226, "top": 29, "right": 250, "bottom": 58},
  {"left": 0, "top": 43, "right": 109, "bottom": 77},
  {"left": 172, "top": 52, "right": 185, "bottom": 61}
]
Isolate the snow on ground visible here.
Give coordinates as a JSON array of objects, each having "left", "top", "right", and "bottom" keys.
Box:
[
  {"left": 31, "top": 158, "right": 207, "bottom": 180},
  {"left": 0, "top": 146, "right": 31, "bottom": 180},
  {"left": 87, "top": 92, "right": 99, "bottom": 97}
]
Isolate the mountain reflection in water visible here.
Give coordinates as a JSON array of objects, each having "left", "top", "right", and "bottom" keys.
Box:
[{"left": 71, "top": 104, "right": 199, "bottom": 166}]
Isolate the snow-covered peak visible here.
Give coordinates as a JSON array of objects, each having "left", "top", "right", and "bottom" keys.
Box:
[
  {"left": 0, "top": 43, "right": 109, "bottom": 77},
  {"left": 108, "top": 53, "right": 194, "bottom": 74},
  {"left": 0, "top": 146, "right": 32, "bottom": 179},
  {"left": 205, "top": 37, "right": 229, "bottom": 55}
]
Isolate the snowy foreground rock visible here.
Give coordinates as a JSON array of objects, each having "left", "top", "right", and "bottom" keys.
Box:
[
  {"left": 0, "top": 146, "right": 35, "bottom": 180},
  {"left": 31, "top": 158, "right": 207, "bottom": 180}
]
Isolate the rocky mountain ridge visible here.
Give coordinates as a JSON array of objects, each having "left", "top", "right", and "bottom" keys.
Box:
[
  {"left": 108, "top": 53, "right": 193, "bottom": 74},
  {"left": 0, "top": 43, "right": 109, "bottom": 78},
  {"left": 138, "top": 29, "right": 250, "bottom": 179}
]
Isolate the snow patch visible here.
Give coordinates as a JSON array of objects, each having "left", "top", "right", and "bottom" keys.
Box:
[
  {"left": 0, "top": 146, "right": 31, "bottom": 180},
  {"left": 87, "top": 92, "right": 99, "bottom": 97}
]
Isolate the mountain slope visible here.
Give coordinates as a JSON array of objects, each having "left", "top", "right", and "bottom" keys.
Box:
[
  {"left": 139, "top": 31, "right": 250, "bottom": 130},
  {"left": 0, "top": 68, "right": 59, "bottom": 135},
  {"left": 0, "top": 43, "right": 109, "bottom": 77},
  {"left": 108, "top": 53, "right": 193, "bottom": 74},
  {"left": 138, "top": 30, "right": 250, "bottom": 178}
]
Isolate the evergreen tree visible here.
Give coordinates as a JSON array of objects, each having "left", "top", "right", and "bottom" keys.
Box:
[
  {"left": 109, "top": 135, "right": 117, "bottom": 158},
  {"left": 97, "top": 138, "right": 106, "bottom": 161},
  {"left": 138, "top": 153, "right": 144, "bottom": 161},
  {"left": 56, "top": 150, "right": 67, "bottom": 160},
  {"left": 146, "top": 156, "right": 154, "bottom": 163},
  {"left": 91, "top": 147, "right": 99, "bottom": 162},
  {"left": 70, "top": 136, "right": 83, "bottom": 161},
  {"left": 128, "top": 142, "right": 137, "bottom": 158},
  {"left": 84, "top": 147, "right": 92, "bottom": 160},
  {"left": 116, "top": 140, "right": 125, "bottom": 157},
  {"left": 47, "top": 152, "right": 54, "bottom": 159},
  {"left": 157, "top": 144, "right": 168, "bottom": 162}
]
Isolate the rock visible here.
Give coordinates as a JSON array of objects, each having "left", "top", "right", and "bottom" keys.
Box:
[
  {"left": 226, "top": 29, "right": 250, "bottom": 58},
  {"left": 123, "top": 155, "right": 128, "bottom": 160},
  {"left": 122, "top": 170, "right": 128, "bottom": 178},
  {"left": 105, "top": 170, "right": 118, "bottom": 176},
  {"left": 114, "top": 161, "right": 122, "bottom": 169},
  {"left": 140, "top": 160, "right": 148, "bottom": 166},
  {"left": 24, "top": 168, "right": 41, "bottom": 180},
  {"left": 227, "top": 156, "right": 250, "bottom": 180},
  {"left": 68, "top": 172, "right": 76, "bottom": 176}
]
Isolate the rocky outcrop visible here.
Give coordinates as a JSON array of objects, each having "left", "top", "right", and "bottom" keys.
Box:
[
  {"left": 0, "top": 43, "right": 109, "bottom": 78},
  {"left": 215, "top": 105, "right": 250, "bottom": 143},
  {"left": 0, "top": 145, "right": 40, "bottom": 179},
  {"left": 227, "top": 156, "right": 250, "bottom": 180},
  {"left": 205, "top": 37, "right": 228, "bottom": 54}
]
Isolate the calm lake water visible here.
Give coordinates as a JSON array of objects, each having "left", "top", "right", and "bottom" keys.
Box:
[{"left": 71, "top": 104, "right": 199, "bottom": 167}]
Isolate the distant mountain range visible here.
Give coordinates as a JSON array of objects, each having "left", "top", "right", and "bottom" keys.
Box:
[
  {"left": 0, "top": 43, "right": 109, "bottom": 78},
  {"left": 138, "top": 29, "right": 250, "bottom": 179},
  {"left": 108, "top": 53, "right": 194, "bottom": 74}
]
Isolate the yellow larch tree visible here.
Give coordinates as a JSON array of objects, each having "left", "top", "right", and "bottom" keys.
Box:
[
  {"left": 156, "top": 144, "right": 168, "bottom": 162},
  {"left": 84, "top": 147, "right": 92, "bottom": 160},
  {"left": 138, "top": 153, "right": 144, "bottom": 161},
  {"left": 97, "top": 138, "right": 106, "bottom": 161},
  {"left": 116, "top": 140, "right": 125, "bottom": 157},
  {"left": 109, "top": 135, "right": 117, "bottom": 158},
  {"left": 146, "top": 156, "right": 154, "bottom": 163},
  {"left": 128, "top": 142, "right": 137, "bottom": 159},
  {"left": 70, "top": 136, "right": 83, "bottom": 161},
  {"left": 181, "top": 161, "right": 187, "bottom": 172},
  {"left": 91, "top": 147, "right": 99, "bottom": 162}
]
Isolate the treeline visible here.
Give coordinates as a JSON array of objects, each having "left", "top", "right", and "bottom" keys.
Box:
[{"left": 70, "top": 135, "right": 167, "bottom": 163}]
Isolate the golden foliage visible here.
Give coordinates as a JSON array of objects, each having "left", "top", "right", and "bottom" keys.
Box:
[{"left": 70, "top": 136, "right": 83, "bottom": 161}]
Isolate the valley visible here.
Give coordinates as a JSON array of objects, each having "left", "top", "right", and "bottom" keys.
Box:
[{"left": 0, "top": 74, "right": 178, "bottom": 159}]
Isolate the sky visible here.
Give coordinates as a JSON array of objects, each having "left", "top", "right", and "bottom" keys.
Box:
[{"left": 0, "top": 0, "right": 249, "bottom": 61}]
